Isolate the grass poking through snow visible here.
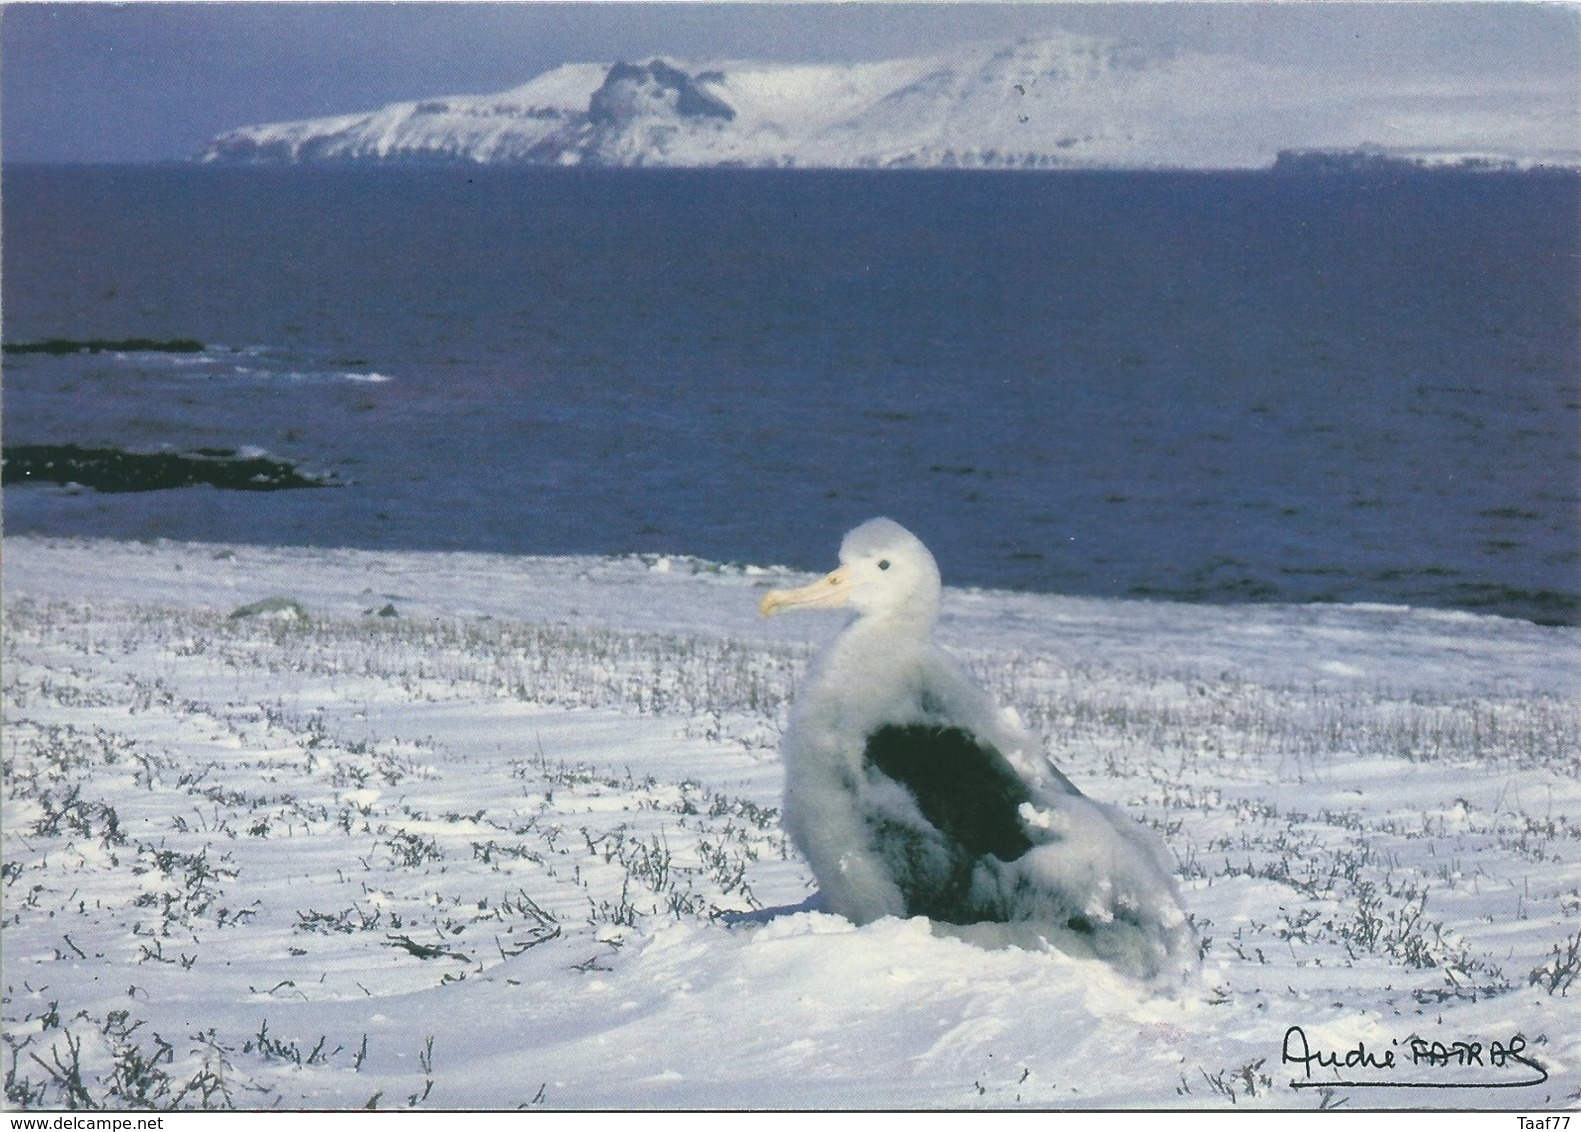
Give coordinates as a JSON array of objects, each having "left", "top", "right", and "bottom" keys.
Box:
[{"left": 3, "top": 564, "right": 1578, "bottom": 1108}]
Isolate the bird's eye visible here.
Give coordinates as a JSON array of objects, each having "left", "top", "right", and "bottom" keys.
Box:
[{"left": 877, "top": 559, "right": 890, "bottom": 571}]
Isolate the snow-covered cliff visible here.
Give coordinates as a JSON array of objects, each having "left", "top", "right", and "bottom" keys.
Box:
[{"left": 199, "top": 31, "right": 1578, "bottom": 170}]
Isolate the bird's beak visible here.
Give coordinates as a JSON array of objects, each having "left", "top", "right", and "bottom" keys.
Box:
[{"left": 759, "top": 566, "right": 852, "bottom": 617}]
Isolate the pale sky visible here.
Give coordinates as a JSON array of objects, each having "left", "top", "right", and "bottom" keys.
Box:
[{"left": 3, "top": 1, "right": 1577, "bottom": 162}]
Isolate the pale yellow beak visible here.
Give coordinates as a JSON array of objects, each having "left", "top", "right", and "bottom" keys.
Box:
[{"left": 758, "top": 566, "right": 852, "bottom": 617}]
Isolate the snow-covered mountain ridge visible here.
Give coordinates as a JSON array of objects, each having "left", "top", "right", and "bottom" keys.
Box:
[{"left": 198, "top": 31, "right": 1579, "bottom": 171}]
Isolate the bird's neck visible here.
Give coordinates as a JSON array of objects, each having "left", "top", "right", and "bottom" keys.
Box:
[
  {"left": 808, "top": 609, "right": 941, "bottom": 738},
  {"left": 838, "top": 607, "right": 937, "bottom": 656}
]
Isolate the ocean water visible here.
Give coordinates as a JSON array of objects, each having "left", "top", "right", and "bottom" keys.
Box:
[{"left": 3, "top": 165, "right": 1577, "bottom": 624}]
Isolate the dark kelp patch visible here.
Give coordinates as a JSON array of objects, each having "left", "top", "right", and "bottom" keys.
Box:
[
  {"left": 3, "top": 338, "right": 206, "bottom": 356},
  {"left": 1, "top": 445, "right": 336, "bottom": 493}
]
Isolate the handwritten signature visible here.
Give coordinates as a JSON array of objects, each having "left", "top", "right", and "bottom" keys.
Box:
[{"left": 1282, "top": 1025, "right": 1549, "bottom": 1090}]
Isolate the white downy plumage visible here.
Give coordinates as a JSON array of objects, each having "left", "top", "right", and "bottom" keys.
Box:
[{"left": 761, "top": 517, "right": 1197, "bottom": 984}]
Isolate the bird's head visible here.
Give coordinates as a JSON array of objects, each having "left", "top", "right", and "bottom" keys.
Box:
[{"left": 759, "top": 518, "right": 942, "bottom": 625}]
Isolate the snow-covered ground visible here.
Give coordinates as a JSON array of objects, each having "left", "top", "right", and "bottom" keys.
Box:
[{"left": 3, "top": 535, "right": 1578, "bottom": 1110}]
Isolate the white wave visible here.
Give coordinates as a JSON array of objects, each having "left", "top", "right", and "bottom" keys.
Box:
[{"left": 224, "top": 364, "right": 392, "bottom": 384}]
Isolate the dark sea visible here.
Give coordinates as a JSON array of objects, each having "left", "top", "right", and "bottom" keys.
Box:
[{"left": 3, "top": 165, "right": 1578, "bottom": 624}]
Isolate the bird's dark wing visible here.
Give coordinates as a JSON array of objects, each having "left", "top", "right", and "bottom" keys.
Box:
[{"left": 862, "top": 724, "right": 1035, "bottom": 862}]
